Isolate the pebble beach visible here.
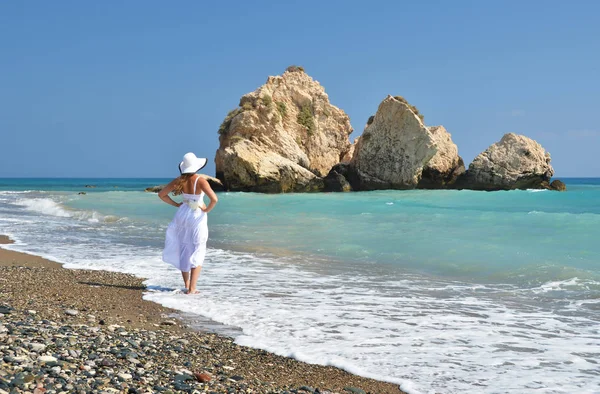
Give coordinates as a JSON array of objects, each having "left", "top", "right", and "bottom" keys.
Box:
[{"left": 0, "top": 235, "right": 404, "bottom": 394}]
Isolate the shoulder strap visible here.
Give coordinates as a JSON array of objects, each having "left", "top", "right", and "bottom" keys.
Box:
[{"left": 193, "top": 175, "right": 200, "bottom": 195}]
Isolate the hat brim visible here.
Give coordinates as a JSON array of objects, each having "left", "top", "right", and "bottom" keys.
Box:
[{"left": 179, "top": 157, "right": 208, "bottom": 174}]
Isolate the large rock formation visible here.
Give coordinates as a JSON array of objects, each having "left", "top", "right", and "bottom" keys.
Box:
[
  {"left": 339, "top": 95, "right": 463, "bottom": 190},
  {"left": 455, "top": 133, "right": 555, "bottom": 190},
  {"left": 418, "top": 126, "right": 466, "bottom": 188},
  {"left": 215, "top": 67, "right": 353, "bottom": 192},
  {"left": 348, "top": 95, "right": 436, "bottom": 189}
]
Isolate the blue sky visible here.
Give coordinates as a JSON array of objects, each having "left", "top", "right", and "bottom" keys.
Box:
[{"left": 0, "top": 1, "right": 598, "bottom": 178}]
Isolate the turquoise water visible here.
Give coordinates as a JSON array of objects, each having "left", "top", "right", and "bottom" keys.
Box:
[{"left": 1, "top": 178, "right": 599, "bottom": 393}]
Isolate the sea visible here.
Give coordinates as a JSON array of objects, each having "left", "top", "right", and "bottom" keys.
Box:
[{"left": 0, "top": 177, "right": 599, "bottom": 394}]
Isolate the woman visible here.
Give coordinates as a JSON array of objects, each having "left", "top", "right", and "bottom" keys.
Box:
[{"left": 159, "top": 152, "right": 218, "bottom": 294}]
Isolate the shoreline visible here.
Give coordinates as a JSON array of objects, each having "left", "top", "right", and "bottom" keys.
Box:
[{"left": 0, "top": 235, "right": 405, "bottom": 394}]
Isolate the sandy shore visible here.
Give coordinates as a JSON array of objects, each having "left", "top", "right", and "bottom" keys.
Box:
[{"left": 0, "top": 236, "right": 404, "bottom": 394}]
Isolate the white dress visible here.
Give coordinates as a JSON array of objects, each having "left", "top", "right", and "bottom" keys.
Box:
[{"left": 162, "top": 176, "right": 208, "bottom": 272}]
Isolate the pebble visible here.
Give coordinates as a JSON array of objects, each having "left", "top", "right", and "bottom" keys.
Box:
[
  {"left": 117, "top": 373, "right": 132, "bottom": 381},
  {"left": 29, "top": 343, "right": 46, "bottom": 352},
  {"left": 344, "top": 388, "right": 367, "bottom": 394},
  {"left": 38, "top": 355, "right": 58, "bottom": 363},
  {"left": 194, "top": 372, "right": 211, "bottom": 383},
  {"left": 64, "top": 309, "right": 79, "bottom": 316}
]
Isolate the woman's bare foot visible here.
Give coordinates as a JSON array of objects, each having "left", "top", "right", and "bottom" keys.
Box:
[{"left": 187, "top": 288, "right": 199, "bottom": 295}]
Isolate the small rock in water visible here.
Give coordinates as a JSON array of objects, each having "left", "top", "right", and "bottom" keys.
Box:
[{"left": 64, "top": 309, "right": 79, "bottom": 316}]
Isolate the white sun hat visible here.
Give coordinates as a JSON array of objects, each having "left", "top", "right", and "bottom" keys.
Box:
[{"left": 179, "top": 152, "right": 208, "bottom": 174}]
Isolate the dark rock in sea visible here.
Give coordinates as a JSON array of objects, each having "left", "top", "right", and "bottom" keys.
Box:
[
  {"left": 84, "top": 185, "right": 96, "bottom": 188},
  {"left": 323, "top": 164, "right": 352, "bottom": 192},
  {"left": 549, "top": 179, "right": 567, "bottom": 191},
  {"left": 145, "top": 185, "right": 166, "bottom": 193},
  {"left": 78, "top": 192, "right": 86, "bottom": 195}
]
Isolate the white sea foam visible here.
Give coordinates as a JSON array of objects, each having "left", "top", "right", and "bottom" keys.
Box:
[
  {"left": 14, "top": 197, "right": 121, "bottom": 223},
  {"left": 15, "top": 198, "right": 72, "bottom": 217}
]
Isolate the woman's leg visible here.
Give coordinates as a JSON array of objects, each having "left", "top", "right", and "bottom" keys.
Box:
[
  {"left": 187, "top": 266, "right": 202, "bottom": 294},
  {"left": 181, "top": 271, "right": 190, "bottom": 291}
]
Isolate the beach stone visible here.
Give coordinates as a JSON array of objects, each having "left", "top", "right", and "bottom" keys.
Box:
[
  {"left": 160, "top": 320, "right": 176, "bottom": 326},
  {"left": 299, "top": 385, "right": 315, "bottom": 393},
  {"left": 230, "top": 375, "right": 244, "bottom": 381},
  {"left": 38, "top": 355, "right": 57, "bottom": 363},
  {"left": 26, "top": 310, "right": 37, "bottom": 315},
  {"left": 9, "top": 374, "right": 25, "bottom": 388},
  {"left": 344, "top": 387, "right": 366, "bottom": 394},
  {"left": 117, "top": 373, "right": 132, "bottom": 381},
  {"left": 100, "top": 359, "right": 116, "bottom": 367},
  {"left": 194, "top": 372, "right": 211, "bottom": 383},
  {"left": 64, "top": 309, "right": 79, "bottom": 316},
  {"left": 174, "top": 374, "right": 194, "bottom": 383},
  {"left": 29, "top": 343, "right": 46, "bottom": 353}
]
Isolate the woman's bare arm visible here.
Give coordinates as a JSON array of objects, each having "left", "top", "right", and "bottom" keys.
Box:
[
  {"left": 158, "top": 179, "right": 182, "bottom": 208},
  {"left": 197, "top": 177, "right": 218, "bottom": 213}
]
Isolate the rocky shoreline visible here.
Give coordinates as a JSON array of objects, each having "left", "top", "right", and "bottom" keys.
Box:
[{"left": 0, "top": 237, "right": 404, "bottom": 394}]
